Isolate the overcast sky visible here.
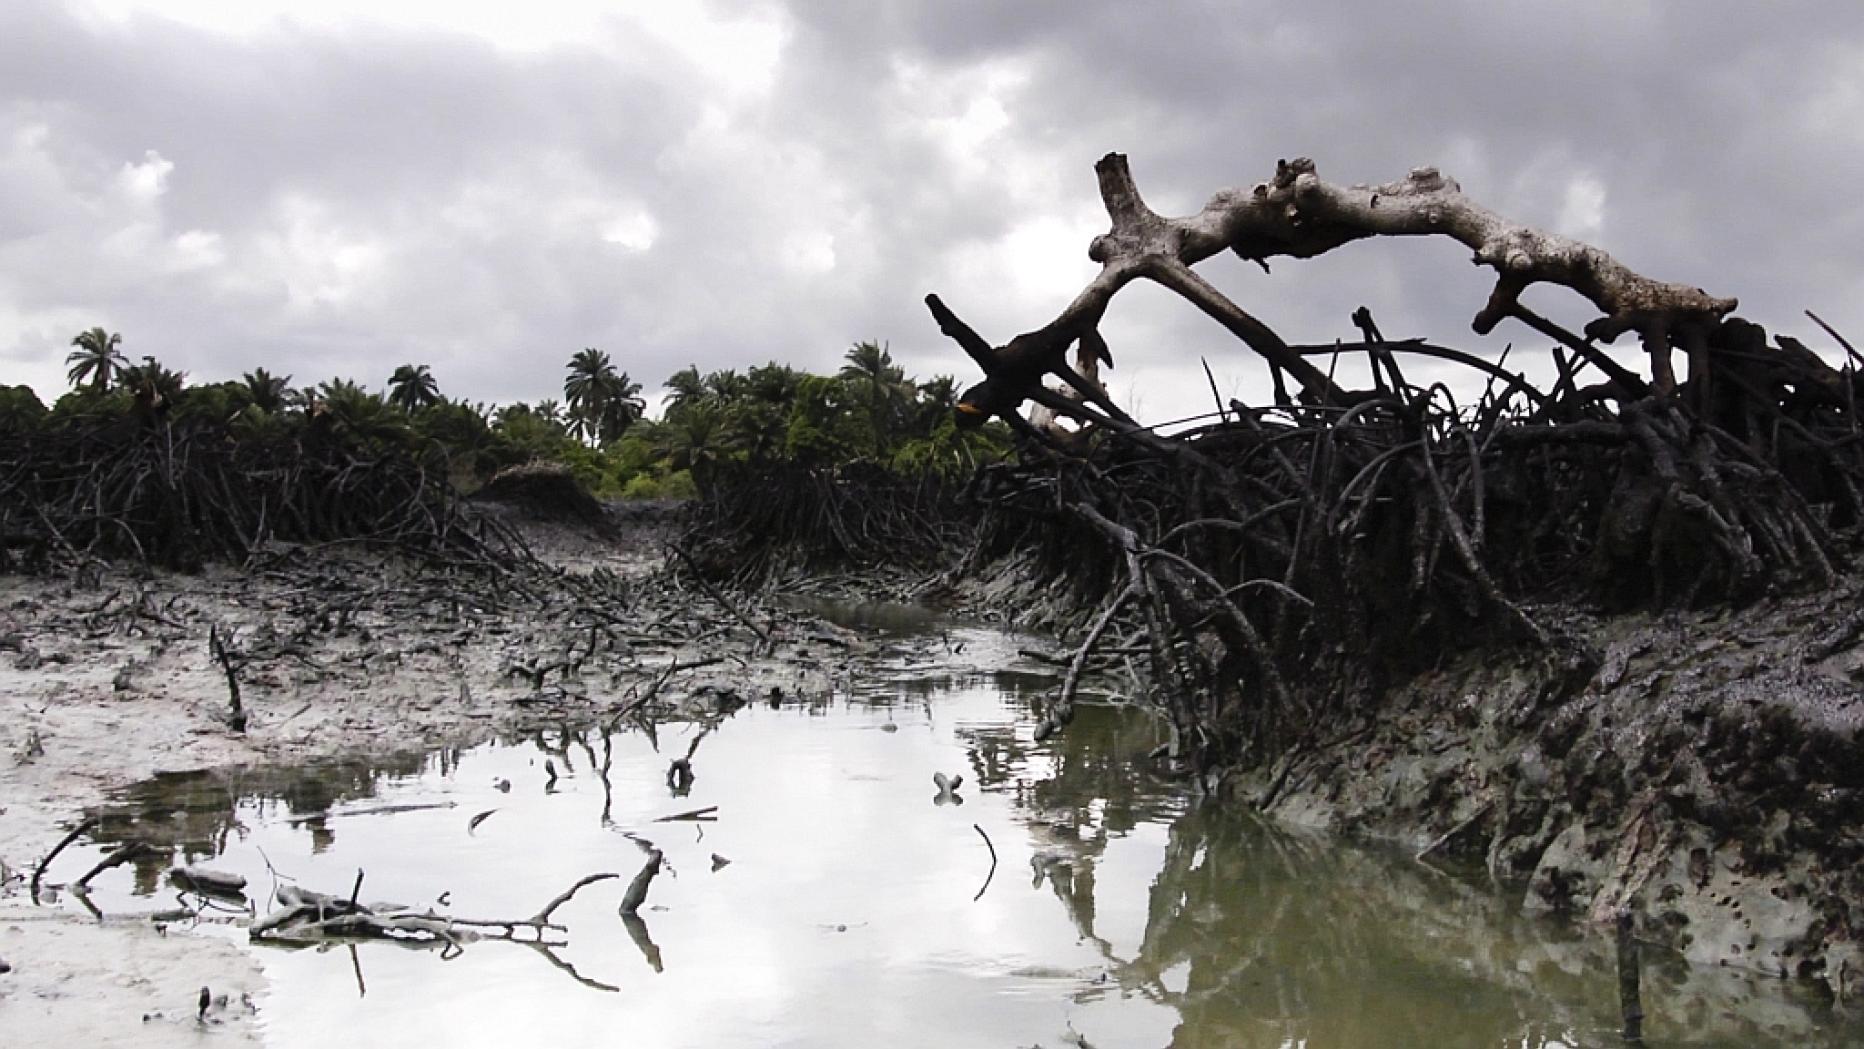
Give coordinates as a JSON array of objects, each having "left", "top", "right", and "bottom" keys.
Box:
[{"left": 4, "top": 0, "right": 1861, "bottom": 422}]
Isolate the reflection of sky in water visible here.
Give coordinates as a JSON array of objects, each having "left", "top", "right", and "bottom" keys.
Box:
[{"left": 62, "top": 640, "right": 1864, "bottom": 1049}]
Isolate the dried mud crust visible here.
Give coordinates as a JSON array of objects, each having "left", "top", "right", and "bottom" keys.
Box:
[
  {"left": 1237, "top": 582, "right": 1864, "bottom": 988},
  {"left": 0, "top": 509, "right": 857, "bottom": 1044}
]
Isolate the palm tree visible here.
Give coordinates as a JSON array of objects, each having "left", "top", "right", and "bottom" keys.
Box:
[
  {"left": 661, "top": 365, "right": 706, "bottom": 418},
  {"left": 316, "top": 378, "right": 405, "bottom": 446},
  {"left": 241, "top": 368, "right": 292, "bottom": 413},
  {"left": 387, "top": 364, "right": 440, "bottom": 413},
  {"left": 702, "top": 368, "right": 747, "bottom": 403},
  {"left": 745, "top": 362, "right": 803, "bottom": 406},
  {"left": 534, "top": 399, "right": 562, "bottom": 424},
  {"left": 116, "top": 356, "right": 187, "bottom": 401},
  {"left": 564, "top": 348, "right": 618, "bottom": 442},
  {"left": 66, "top": 327, "right": 126, "bottom": 393},
  {"left": 913, "top": 375, "right": 959, "bottom": 433},
  {"left": 839, "top": 340, "right": 911, "bottom": 458},
  {"left": 598, "top": 372, "right": 646, "bottom": 444},
  {"left": 563, "top": 349, "right": 645, "bottom": 444},
  {"left": 653, "top": 400, "right": 734, "bottom": 496}
]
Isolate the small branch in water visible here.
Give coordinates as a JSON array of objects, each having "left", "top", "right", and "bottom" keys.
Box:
[
  {"left": 32, "top": 816, "right": 100, "bottom": 902},
  {"left": 619, "top": 849, "right": 664, "bottom": 916},
  {"left": 285, "top": 801, "right": 458, "bottom": 826},
  {"left": 972, "top": 823, "right": 998, "bottom": 902},
  {"left": 653, "top": 805, "right": 718, "bottom": 823},
  {"left": 530, "top": 872, "right": 621, "bottom": 926},
  {"left": 74, "top": 840, "right": 157, "bottom": 891}
]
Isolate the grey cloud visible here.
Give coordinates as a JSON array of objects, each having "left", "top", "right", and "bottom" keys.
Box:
[{"left": 2, "top": 0, "right": 1860, "bottom": 423}]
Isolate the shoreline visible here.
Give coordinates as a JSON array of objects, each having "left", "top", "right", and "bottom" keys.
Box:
[
  {"left": 4, "top": 510, "right": 1860, "bottom": 1043},
  {"left": 0, "top": 509, "right": 840, "bottom": 1046}
]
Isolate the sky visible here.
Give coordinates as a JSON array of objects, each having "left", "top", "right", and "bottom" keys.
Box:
[{"left": 3, "top": 0, "right": 1862, "bottom": 424}]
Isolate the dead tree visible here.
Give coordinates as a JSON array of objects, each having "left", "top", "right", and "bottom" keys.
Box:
[{"left": 928, "top": 154, "right": 1856, "bottom": 782}]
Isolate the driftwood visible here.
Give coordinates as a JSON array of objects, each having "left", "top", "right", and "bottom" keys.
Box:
[
  {"left": 170, "top": 864, "right": 248, "bottom": 898},
  {"left": 252, "top": 872, "right": 618, "bottom": 945},
  {"left": 923, "top": 152, "right": 1860, "bottom": 784}
]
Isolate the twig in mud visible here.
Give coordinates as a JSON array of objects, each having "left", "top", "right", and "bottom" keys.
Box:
[
  {"left": 1017, "top": 647, "right": 1070, "bottom": 667},
  {"left": 31, "top": 815, "right": 99, "bottom": 902},
  {"left": 603, "top": 656, "right": 724, "bottom": 729},
  {"left": 209, "top": 624, "right": 246, "bottom": 732},
  {"left": 653, "top": 805, "right": 718, "bottom": 822},
  {"left": 972, "top": 823, "right": 998, "bottom": 902},
  {"left": 668, "top": 544, "right": 773, "bottom": 650},
  {"left": 1413, "top": 801, "right": 1495, "bottom": 865}
]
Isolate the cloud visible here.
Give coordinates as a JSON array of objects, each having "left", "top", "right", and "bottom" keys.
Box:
[{"left": 1, "top": 0, "right": 1860, "bottom": 422}]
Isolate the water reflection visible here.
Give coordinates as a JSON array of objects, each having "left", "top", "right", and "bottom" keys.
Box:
[{"left": 45, "top": 645, "right": 1862, "bottom": 1049}]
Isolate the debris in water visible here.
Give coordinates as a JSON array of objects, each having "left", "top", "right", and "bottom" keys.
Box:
[
  {"left": 933, "top": 771, "right": 964, "bottom": 806},
  {"left": 171, "top": 864, "right": 248, "bottom": 899}
]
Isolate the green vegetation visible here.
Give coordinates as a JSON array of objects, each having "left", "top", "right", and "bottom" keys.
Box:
[{"left": 7, "top": 329, "right": 1013, "bottom": 503}]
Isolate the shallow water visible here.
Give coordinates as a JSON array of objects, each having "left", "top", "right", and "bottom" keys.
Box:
[{"left": 59, "top": 623, "right": 1863, "bottom": 1048}]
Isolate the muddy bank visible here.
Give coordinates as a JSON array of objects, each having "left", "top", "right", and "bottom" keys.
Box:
[
  {"left": 924, "top": 526, "right": 1864, "bottom": 995},
  {"left": 1216, "top": 582, "right": 1864, "bottom": 991},
  {"left": 0, "top": 506, "right": 861, "bottom": 1044}
]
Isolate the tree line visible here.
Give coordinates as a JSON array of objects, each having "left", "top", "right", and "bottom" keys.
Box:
[{"left": 0, "top": 327, "right": 1010, "bottom": 500}]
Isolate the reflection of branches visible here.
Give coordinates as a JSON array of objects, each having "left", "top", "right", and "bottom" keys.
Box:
[
  {"left": 251, "top": 872, "right": 633, "bottom": 995},
  {"left": 516, "top": 938, "right": 621, "bottom": 993},
  {"left": 532, "top": 721, "right": 577, "bottom": 774},
  {"left": 1031, "top": 852, "right": 1176, "bottom": 1007},
  {"left": 597, "top": 729, "right": 616, "bottom": 825},
  {"left": 667, "top": 722, "right": 716, "bottom": 794},
  {"left": 621, "top": 914, "right": 664, "bottom": 973}
]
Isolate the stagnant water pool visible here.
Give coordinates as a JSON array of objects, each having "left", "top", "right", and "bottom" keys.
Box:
[{"left": 53, "top": 623, "right": 1863, "bottom": 1048}]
